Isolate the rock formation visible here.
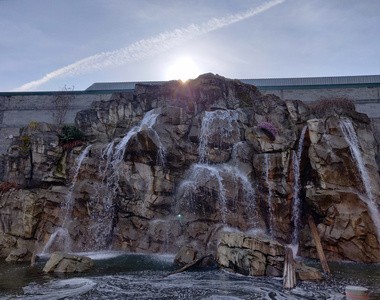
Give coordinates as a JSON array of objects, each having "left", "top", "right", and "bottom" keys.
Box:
[
  {"left": 0, "top": 73, "right": 379, "bottom": 269},
  {"left": 217, "top": 232, "right": 285, "bottom": 277},
  {"left": 43, "top": 252, "right": 93, "bottom": 273}
]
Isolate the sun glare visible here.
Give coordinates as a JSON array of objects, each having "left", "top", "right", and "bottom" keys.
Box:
[{"left": 166, "top": 56, "right": 200, "bottom": 83}]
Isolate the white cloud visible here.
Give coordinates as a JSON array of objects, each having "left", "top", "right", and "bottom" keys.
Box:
[{"left": 14, "top": 0, "right": 285, "bottom": 91}]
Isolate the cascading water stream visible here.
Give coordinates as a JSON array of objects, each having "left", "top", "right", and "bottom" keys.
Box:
[
  {"left": 340, "top": 118, "right": 380, "bottom": 244},
  {"left": 179, "top": 164, "right": 228, "bottom": 223},
  {"left": 290, "top": 126, "right": 307, "bottom": 253},
  {"left": 111, "top": 110, "right": 165, "bottom": 189},
  {"left": 62, "top": 144, "right": 92, "bottom": 227},
  {"left": 191, "top": 110, "right": 245, "bottom": 225},
  {"left": 41, "top": 145, "right": 92, "bottom": 254},
  {"left": 198, "top": 110, "right": 239, "bottom": 163},
  {"left": 176, "top": 110, "right": 258, "bottom": 228},
  {"left": 178, "top": 163, "right": 256, "bottom": 226},
  {"left": 88, "top": 110, "right": 166, "bottom": 250},
  {"left": 264, "top": 153, "right": 274, "bottom": 236},
  {"left": 224, "top": 164, "right": 257, "bottom": 227}
]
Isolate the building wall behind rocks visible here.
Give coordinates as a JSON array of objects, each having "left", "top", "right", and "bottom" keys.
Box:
[{"left": 0, "top": 92, "right": 114, "bottom": 155}]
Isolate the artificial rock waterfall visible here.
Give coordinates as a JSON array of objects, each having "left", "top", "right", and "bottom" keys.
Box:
[{"left": 0, "top": 74, "right": 379, "bottom": 270}]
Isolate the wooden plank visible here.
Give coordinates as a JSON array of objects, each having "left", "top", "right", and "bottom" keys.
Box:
[
  {"left": 168, "top": 255, "right": 213, "bottom": 276},
  {"left": 308, "top": 214, "right": 331, "bottom": 275}
]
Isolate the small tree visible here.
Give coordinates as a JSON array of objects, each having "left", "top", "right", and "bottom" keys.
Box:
[{"left": 52, "top": 85, "right": 75, "bottom": 125}]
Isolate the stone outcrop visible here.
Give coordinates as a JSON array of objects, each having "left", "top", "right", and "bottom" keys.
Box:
[
  {"left": 5, "top": 247, "right": 30, "bottom": 262},
  {"left": 43, "top": 252, "right": 93, "bottom": 273},
  {"left": 0, "top": 73, "right": 379, "bottom": 266},
  {"left": 217, "top": 232, "right": 285, "bottom": 276},
  {"left": 295, "top": 262, "right": 322, "bottom": 281}
]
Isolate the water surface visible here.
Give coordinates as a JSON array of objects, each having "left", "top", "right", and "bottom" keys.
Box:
[{"left": 0, "top": 252, "right": 379, "bottom": 299}]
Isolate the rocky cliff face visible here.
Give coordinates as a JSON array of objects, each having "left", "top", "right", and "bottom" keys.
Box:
[{"left": 0, "top": 73, "right": 379, "bottom": 263}]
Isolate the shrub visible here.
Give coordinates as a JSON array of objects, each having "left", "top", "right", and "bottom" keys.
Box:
[
  {"left": 0, "top": 181, "right": 20, "bottom": 193},
  {"left": 258, "top": 121, "right": 278, "bottom": 140},
  {"left": 28, "top": 120, "right": 39, "bottom": 130},
  {"left": 58, "top": 125, "right": 85, "bottom": 147},
  {"left": 19, "top": 135, "right": 31, "bottom": 155},
  {"left": 308, "top": 97, "right": 355, "bottom": 115}
]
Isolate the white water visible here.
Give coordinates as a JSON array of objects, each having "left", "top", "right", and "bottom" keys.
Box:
[
  {"left": 225, "top": 164, "right": 257, "bottom": 227},
  {"left": 41, "top": 145, "right": 92, "bottom": 254},
  {"left": 340, "top": 119, "right": 380, "bottom": 244},
  {"left": 291, "top": 126, "right": 307, "bottom": 253},
  {"left": 177, "top": 110, "right": 257, "bottom": 227},
  {"left": 178, "top": 164, "right": 255, "bottom": 225},
  {"left": 111, "top": 110, "right": 165, "bottom": 191},
  {"left": 264, "top": 153, "right": 274, "bottom": 236},
  {"left": 40, "top": 228, "right": 71, "bottom": 254},
  {"left": 86, "top": 110, "right": 167, "bottom": 250},
  {"left": 21, "top": 278, "right": 97, "bottom": 300},
  {"left": 62, "top": 145, "right": 92, "bottom": 227},
  {"left": 179, "top": 164, "right": 228, "bottom": 223},
  {"left": 198, "top": 110, "right": 239, "bottom": 163}
]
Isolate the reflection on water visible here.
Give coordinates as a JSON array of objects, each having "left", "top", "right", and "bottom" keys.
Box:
[{"left": 0, "top": 253, "right": 379, "bottom": 300}]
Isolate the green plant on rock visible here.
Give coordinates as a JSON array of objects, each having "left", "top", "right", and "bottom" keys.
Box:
[
  {"left": 58, "top": 125, "right": 85, "bottom": 149},
  {"left": 19, "top": 135, "right": 31, "bottom": 154},
  {"left": 28, "top": 120, "right": 39, "bottom": 130}
]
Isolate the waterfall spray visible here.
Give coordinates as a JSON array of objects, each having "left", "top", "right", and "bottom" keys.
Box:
[
  {"left": 89, "top": 110, "right": 166, "bottom": 250},
  {"left": 340, "top": 119, "right": 380, "bottom": 245},
  {"left": 198, "top": 110, "right": 239, "bottom": 163},
  {"left": 41, "top": 145, "right": 92, "bottom": 254}
]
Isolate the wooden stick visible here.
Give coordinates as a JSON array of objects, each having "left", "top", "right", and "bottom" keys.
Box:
[
  {"left": 283, "top": 247, "right": 296, "bottom": 289},
  {"left": 30, "top": 251, "right": 36, "bottom": 267},
  {"left": 168, "top": 255, "right": 213, "bottom": 276},
  {"left": 307, "top": 214, "right": 331, "bottom": 275}
]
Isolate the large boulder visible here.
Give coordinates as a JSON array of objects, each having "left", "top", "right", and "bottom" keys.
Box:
[
  {"left": 217, "top": 232, "right": 285, "bottom": 277},
  {"left": 5, "top": 247, "right": 30, "bottom": 262},
  {"left": 43, "top": 252, "right": 93, "bottom": 273}
]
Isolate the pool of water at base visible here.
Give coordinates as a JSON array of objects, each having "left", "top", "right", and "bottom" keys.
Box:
[{"left": 0, "top": 252, "right": 379, "bottom": 300}]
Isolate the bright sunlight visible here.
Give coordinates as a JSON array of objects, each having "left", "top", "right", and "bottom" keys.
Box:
[{"left": 165, "top": 56, "right": 201, "bottom": 82}]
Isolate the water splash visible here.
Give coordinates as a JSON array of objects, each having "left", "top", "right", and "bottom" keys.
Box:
[
  {"left": 340, "top": 118, "right": 380, "bottom": 244},
  {"left": 107, "top": 110, "right": 164, "bottom": 198},
  {"left": 41, "top": 228, "right": 71, "bottom": 254},
  {"left": 111, "top": 110, "right": 165, "bottom": 188},
  {"left": 41, "top": 110, "right": 166, "bottom": 253},
  {"left": 264, "top": 153, "right": 274, "bottom": 236},
  {"left": 86, "top": 110, "right": 166, "bottom": 250},
  {"left": 99, "top": 140, "right": 115, "bottom": 182},
  {"left": 177, "top": 163, "right": 255, "bottom": 225},
  {"left": 291, "top": 126, "right": 307, "bottom": 253},
  {"left": 179, "top": 164, "right": 228, "bottom": 223},
  {"left": 62, "top": 145, "right": 92, "bottom": 227},
  {"left": 224, "top": 164, "right": 257, "bottom": 227},
  {"left": 198, "top": 110, "right": 239, "bottom": 163},
  {"left": 41, "top": 145, "right": 92, "bottom": 254}
]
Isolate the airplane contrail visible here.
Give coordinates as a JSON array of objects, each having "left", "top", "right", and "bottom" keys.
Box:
[{"left": 15, "top": 0, "right": 285, "bottom": 91}]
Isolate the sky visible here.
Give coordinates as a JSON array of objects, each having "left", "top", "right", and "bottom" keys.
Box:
[{"left": 0, "top": 0, "right": 379, "bottom": 92}]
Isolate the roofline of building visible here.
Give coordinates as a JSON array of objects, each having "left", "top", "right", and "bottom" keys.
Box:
[{"left": 1, "top": 74, "right": 379, "bottom": 96}]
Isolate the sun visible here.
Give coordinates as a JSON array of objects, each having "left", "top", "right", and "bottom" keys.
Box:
[{"left": 165, "top": 56, "right": 200, "bottom": 83}]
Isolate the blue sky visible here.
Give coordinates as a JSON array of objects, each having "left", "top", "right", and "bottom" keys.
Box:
[{"left": 0, "top": 0, "right": 379, "bottom": 91}]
